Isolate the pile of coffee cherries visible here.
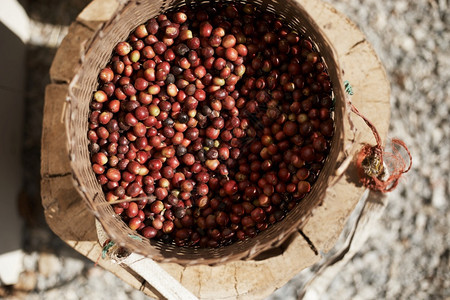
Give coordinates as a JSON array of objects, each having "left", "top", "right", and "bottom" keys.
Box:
[{"left": 88, "top": 3, "right": 334, "bottom": 248}]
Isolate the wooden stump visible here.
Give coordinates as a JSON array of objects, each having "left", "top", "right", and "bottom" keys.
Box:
[{"left": 41, "top": 0, "right": 390, "bottom": 298}]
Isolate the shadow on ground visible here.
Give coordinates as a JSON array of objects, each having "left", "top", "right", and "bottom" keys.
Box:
[{"left": 18, "top": 0, "right": 90, "bottom": 256}]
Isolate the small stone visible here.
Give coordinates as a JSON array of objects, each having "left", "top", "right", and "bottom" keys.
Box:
[
  {"left": 415, "top": 213, "right": 427, "bottom": 232},
  {"left": 38, "top": 253, "right": 62, "bottom": 277},
  {"left": 22, "top": 252, "right": 39, "bottom": 271},
  {"left": 0, "top": 250, "right": 25, "bottom": 285},
  {"left": 431, "top": 183, "right": 446, "bottom": 209},
  {"left": 15, "top": 271, "right": 38, "bottom": 292},
  {"left": 413, "top": 26, "right": 427, "bottom": 42}
]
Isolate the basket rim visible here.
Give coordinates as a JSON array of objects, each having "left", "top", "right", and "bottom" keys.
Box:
[{"left": 65, "top": 0, "right": 349, "bottom": 265}]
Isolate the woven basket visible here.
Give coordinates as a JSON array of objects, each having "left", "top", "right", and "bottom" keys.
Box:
[{"left": 65, "top": 0, "right": 347, "bottom": 265}]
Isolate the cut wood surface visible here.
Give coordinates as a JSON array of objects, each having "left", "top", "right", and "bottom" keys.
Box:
[{"left": 41, "top": 0, "right": 390, "bottom": 298}]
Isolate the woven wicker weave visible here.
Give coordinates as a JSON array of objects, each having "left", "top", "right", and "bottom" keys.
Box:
[{"left": 65, "top": 0, "right": 347, "bottom": 265}]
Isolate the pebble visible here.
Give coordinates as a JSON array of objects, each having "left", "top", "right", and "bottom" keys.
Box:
[
  {"left": 15, "top": 271, "right": 38, "bottom": 292},
  {"left": 38, "top": 253, "right": 62, "bottom": 277},
  {"left": 400, "top": 36, "right": 415, "bottom": 52},
  {"left": 431, "top": 182, "right": 446, "bottom": 209}
]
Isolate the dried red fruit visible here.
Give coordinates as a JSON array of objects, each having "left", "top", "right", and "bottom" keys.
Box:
[{"left": 89, "top": 3, "right": 334, "bottom": 248}]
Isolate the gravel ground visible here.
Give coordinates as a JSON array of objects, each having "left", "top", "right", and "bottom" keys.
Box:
[
  {"left": 2, "top": 0, "right": 448, "bottom": 299},
  {"left": 272, "top": 0, "right": 450, "bottom": 299}
]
